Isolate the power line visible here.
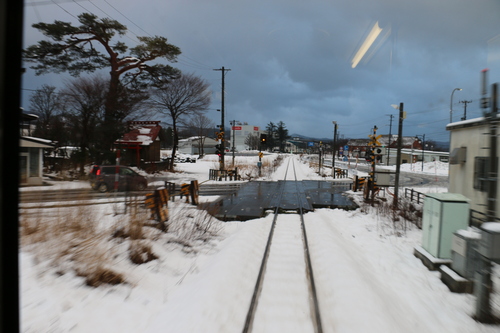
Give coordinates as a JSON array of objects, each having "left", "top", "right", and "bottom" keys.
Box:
[
  {"left": 50, "top": 0, "right": 78, "bottom": 19},
  {"left": 101, "top": 0, "right": 151, "bottom": 37},
  {"left": 26, "top": 0, "right": 91, "bottom": 6},
  {"left": 28, "top": 0, "right": 215, "bottom": 71}
]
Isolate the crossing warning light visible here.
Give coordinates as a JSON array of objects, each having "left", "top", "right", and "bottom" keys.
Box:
[
  {"left": 365, "top": 149, "right": 375, "bottom": 162},
  {"left": 215, "top": 144, "right": 222, "bottom": 156}
]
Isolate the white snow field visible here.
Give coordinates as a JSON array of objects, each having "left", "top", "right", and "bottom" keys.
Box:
[{"left": 20, "top": 154, "right": 499, "bottom": 332}]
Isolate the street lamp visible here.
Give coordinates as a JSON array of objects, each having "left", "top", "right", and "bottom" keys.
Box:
[
  {"left": 391, "top": 103, "right": 405, "bottom": 208},
  {"left": 450, "top": 88, "right": 462, "bottom": 123}
]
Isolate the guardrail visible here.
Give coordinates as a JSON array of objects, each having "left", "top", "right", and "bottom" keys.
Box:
[
  {"left": 209, "top": 168, "right": 240, "bottom": 181},
  {"left": 404, "top": 188, "right": 425, "bottom": 204},
  {"left": 469, "top": 209, "right": 500, "bottom": 228}
]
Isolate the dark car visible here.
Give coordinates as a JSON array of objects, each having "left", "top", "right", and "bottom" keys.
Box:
[{"left": 89, "top": 165, "right": 148, "bottom": 193}]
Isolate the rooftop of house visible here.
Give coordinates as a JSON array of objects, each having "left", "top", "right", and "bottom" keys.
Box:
[{"left": 115, "top": 121, "right": 161, "bottom": 146}]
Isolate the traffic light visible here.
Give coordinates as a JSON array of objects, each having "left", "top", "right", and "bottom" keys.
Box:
[
  {"left": 365, "top": 149, "right": 374, "bottom": 162},
  {"left": 260, "top": 134, "right": 267, "bottom": 144},
  {"left": 215, "top": 144, "right": 222, "bottom": 156}
]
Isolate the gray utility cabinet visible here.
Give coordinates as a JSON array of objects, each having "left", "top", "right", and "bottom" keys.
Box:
[
  {"left": 478, "top": 222, "right": 500, "bottom": 263},
  {"left": 422, "top": 193, "right": 470, "bottom": 259},
  {"left": 451, "top": 229, "right": 481, "bottom": 279}
]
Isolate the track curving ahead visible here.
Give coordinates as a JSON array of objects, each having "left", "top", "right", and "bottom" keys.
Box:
[{"left": 242, "top": 157, "right": 323, "bottom": 333}]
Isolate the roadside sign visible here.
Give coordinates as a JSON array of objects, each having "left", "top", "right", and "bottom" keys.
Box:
[
  {"left": 308, "top": 142, "right": 314, "bottom": 147},
  {"left": 344, "top": 145, "right": 349, "bottom": 151},
  {"left": 258, "top": 152, "right": 264, "bottom": 158}
]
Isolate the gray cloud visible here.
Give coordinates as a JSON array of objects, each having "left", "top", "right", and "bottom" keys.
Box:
[{"left": 22, "top": 0, "right": 500, "bottom": 141}]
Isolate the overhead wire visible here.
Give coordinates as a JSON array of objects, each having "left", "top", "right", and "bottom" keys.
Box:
[
  {"left": 50, "top": 0, "right": 78, "bottom": 19},
  {"left": 28, "top": 0, "right": 216, "bottom": 71}
]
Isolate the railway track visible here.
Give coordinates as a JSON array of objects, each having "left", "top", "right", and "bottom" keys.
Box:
[{"left": 243, "top": 157, "right": 323, "bottom": 333}]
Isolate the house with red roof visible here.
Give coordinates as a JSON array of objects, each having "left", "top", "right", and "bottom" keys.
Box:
[{"left": 114, "top": 121, "right": 162, "bottom": 166}]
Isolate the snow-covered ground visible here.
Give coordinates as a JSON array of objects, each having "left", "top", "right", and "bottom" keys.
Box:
[{"left": 20, "top": 154, "right": 500, "bottom": 332}]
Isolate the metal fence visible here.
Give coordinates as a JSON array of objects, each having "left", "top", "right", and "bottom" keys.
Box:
[
  {"left": 209, "top": 168, "right": 240, "bottom": 181},
  {"left": 404, "top": 188, "right": 425, "bottom": 204}
]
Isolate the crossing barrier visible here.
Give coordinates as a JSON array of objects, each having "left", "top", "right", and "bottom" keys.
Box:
[{"left": 353, "top": 176, "right": 366, "bottom": 192}]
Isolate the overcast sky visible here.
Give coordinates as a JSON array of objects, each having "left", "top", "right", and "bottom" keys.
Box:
[{"left": 22, "top": 0, "right": 500, "bottom": 143}]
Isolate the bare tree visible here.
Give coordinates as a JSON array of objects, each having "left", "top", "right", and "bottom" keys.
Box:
[
  {"left": 29, "top": 85, "right": 61, "bottom": 139},
  {"left": 245, "top": 133, "right": 260, "bottom": 150},
  {"left": 23, "top": 13, "right": 181, "bottom": 152},
  {"left": 60, "top": 75, "right": 107, "bottom": 174},
  {"left": 185, "top": 114, "right": 215, "bottom": 157},
  {"left": 149, "top": 73, "right": 211, "bottom": 169}
]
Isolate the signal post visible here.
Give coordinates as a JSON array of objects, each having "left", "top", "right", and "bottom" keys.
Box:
[
  {"left": 258, "top": 134, "right": 267, "bottom": 176},
  {"left": 366, "top": 126, "right": 382, "bottom": 202},
  {"left": 215, "top": 126, "right": 224, "bottom": 170}
]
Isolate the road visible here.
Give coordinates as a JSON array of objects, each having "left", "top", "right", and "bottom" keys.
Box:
[{"left": 325, "top": 158, "right": 449, "bottom": 188}]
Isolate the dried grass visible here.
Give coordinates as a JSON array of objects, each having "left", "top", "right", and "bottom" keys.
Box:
[
  {"left": 167, "top": 204, "right": 223, "bottom": 249},
  {"left": 20, "top": 205, "right": 128, "bottom": 287},
  {"left": 353, "top": 193, "right": 422, "bottom": 237},
  {"left": 20, "top": 189, "right": 222, "bottom": 288},
  {"left": 82, "top": 267, "right": 125, "bottom": 287},
  {"left": 128, "top": 240, "right": 158, "bottom": 264}
]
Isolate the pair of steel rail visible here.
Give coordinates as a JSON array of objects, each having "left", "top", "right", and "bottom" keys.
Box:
[{"left": 243, "top": 157, "right": 323, "bottom": 333}]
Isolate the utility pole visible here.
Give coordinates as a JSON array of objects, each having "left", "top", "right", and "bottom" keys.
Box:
[
  {"left": 393, "top": 103, "right": 405, "bottom": 208},
  {"left": 386, "top": 114, "right": 394, "bottom": 166},
  {"left": 331, "top": 121, "right": 338, "bottom": 178},
  {"left": 487, "top": 83, "right": 498, "bottom": 221},
  {"left": 460, "top": 100, "right": 472, "bottom": 121},
  {"left": 367, "top": 125, "right": 378, "bottom": 203},
  {"left": 213, "top": 67, "right": 231, "bottom": 171},
  {"left": 476, "top": 82, "right": 498, "bottom": 323}
]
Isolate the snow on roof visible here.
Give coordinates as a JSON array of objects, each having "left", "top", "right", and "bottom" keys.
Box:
[
  {"left": 455, "top": 228, "right": 482, "bottom": 239},
  {"left": 115, "top": 121, "right": 161, "bottom": 146},
  {"left": 21, "top": 136, "right": 55, "bottom": 147}
]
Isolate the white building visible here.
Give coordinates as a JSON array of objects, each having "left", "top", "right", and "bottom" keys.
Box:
[
  {"left": 20, "top": 136, "right": 54, "bottom": 185},
  {"left": 447, "top": 115, "right": 500, "bottom": 222},
  {"left": 178, "top": 136, "right": 219, "bottom": 155},
  {"left": 230, "top": 122, "right": 260, "bottom": 151}
]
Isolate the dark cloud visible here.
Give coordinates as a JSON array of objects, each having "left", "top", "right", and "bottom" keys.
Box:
[{"left": 22, "top": 0, "right": 500, "bottom": 141}]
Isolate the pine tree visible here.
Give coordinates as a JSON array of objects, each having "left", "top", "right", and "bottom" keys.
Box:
[{"left": 23, "top": 13, "right": 181, "bottom": 156}]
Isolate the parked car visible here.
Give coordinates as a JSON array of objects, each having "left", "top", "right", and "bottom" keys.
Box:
[{"left": 89, "top": 165, "right": 148, "bottom": 192}]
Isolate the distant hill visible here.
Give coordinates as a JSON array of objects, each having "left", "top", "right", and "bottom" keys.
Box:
[{"left": 432, "top": 141, "right": 450, "bottom": 151}]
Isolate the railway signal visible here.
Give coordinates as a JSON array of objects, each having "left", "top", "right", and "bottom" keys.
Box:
[
  {"left": 366, "top": 126, "right": 380, "bottom": 202},
  {"left": 215, "top": 144, "right": 222, "bottom": 156},
  {"left": 368, "top": 134, "right": 382, "bottom": 147},
  {"left": 260, "top": 133, "right": 267, "bottom": 144}
]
